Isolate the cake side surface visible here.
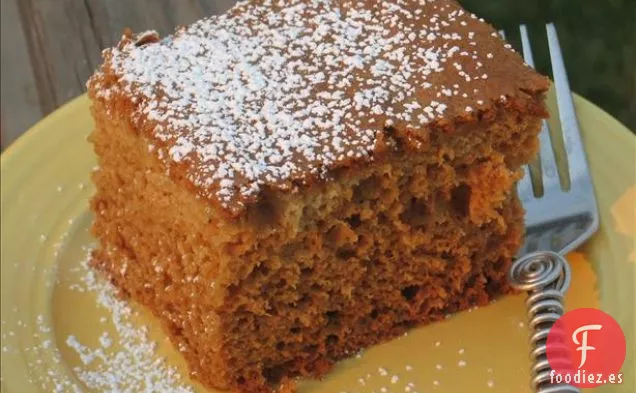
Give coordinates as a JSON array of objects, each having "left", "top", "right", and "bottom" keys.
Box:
[
  {"left": 88, "top": 98, "right": 241, "bottom": 390},
  {"left": 87, "top": 0, "right": 549, "bottom": 217},
  {"left": 88, "top": 94, "right": 543, "bottom": 392}
]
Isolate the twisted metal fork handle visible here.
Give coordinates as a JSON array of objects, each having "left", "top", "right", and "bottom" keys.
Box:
[{"left": 509, "top": 251, "right": 580, "bottom": 393}]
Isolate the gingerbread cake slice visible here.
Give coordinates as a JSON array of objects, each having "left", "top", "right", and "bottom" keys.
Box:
[{"left": 87, "top": 0, "right": 550, "bottom": 392}]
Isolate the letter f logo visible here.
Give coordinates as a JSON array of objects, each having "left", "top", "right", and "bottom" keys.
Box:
[{"left": 572, "top": 324, "right": 603, "bottom": 368}]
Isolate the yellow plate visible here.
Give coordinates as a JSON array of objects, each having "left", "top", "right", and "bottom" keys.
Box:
[{"left": 1, "top": 93, "right": 635, "bottom": 393}]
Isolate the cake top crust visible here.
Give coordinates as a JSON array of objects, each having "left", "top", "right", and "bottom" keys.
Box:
[{"left": 89, "top": 0, "right": 549, "bottom": 216}]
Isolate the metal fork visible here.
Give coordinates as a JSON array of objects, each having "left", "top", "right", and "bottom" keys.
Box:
[{"left": 502, "top": 24, "right": 600, "bottom": 393}]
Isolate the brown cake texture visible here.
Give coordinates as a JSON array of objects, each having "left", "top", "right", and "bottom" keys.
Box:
[{"left": 86, "top": 0, "right": 550, "bottom": 392}]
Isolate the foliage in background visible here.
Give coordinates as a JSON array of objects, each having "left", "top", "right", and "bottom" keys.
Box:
[{"left": 460, "top": 0, "right": 635, "bottom": 133}]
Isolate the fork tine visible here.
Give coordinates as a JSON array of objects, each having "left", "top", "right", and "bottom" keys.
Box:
[
  {"left": 500, "top": 26, "right": 536, "bottom": 202},
  {"left": 536, "top": 122, "right": 561, "bottom": 191},
  {"left": 546, "top": 23, "right": 591, "bottom": 184},
  {"left": 517, "top": 165, "right": 534, "bottom": 201},
  {"left": 498, "top": 27, "right": 533, "bottom": 201},
  {"left": 519, "top": 25, "right": 561, "bottom": 192},
  {"left": 518, "top": 25, "right": 535, "bottom": 67}
]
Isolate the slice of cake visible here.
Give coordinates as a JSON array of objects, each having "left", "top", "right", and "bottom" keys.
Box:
[{"left": 87, "top": 0, "right": 550, "bottom": 392}]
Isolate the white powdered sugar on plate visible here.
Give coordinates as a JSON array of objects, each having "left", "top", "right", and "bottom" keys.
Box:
[{"left": 62, "top": 249, "right": 195, "bottom": 393}]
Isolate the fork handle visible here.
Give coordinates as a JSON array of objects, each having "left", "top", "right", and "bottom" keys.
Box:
[{"left": 508, "top": 251, "right": 580, "bottom": 393}]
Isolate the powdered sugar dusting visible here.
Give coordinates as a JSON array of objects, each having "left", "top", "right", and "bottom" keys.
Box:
[
  {"left": 90, "top": 0, "right": 541, "bottom": 213},
  {"left": 65, "top": 250, "right": 195, "bottom": 393},
  {"left": 15, "top": 248, "right": 194, "bottom": 392},
  {"left": 344, "top": 365, "right": 422, "bottom": 393}
]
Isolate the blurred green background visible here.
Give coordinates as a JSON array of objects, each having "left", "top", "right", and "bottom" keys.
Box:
[{"left": 461, "top": 0, "right": 635, "bottom": 133}]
